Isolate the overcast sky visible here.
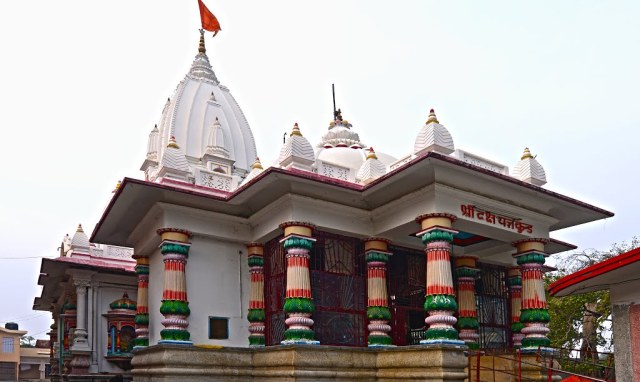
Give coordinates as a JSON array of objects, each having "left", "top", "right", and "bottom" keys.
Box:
[{"left": 1, "top": 1, "right": 638, "bottom": 339}]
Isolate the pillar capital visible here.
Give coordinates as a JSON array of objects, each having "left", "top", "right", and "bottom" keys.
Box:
[
  {"left": 415, "top": 213, "right": 457, "bottom": 229},
  {"left": 512, "top": 238, "right": 549, "bottom": 253},
  {"left": 157, "top": 228, "right": 192, "bottom": 243},
  {"left": 364, "top": 238, "right": 391, "bottom": 253},
  {"left": 279, "top": 222, "right": 315, "bottom": 239},
  {"left": 246, "top": 242, "right": 265, "bottom": 256}
]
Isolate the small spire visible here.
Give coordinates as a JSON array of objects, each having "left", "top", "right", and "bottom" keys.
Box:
[
  {"left": 521, "top": 147, "right": 534, "bottom": 160},
  {"left": 426, "top": 108, "right": 439, "bottom": 124},
  {"left": 251, "top": 157, "right": 263, "bottom": 170},
  {"left": 167, "top": 136, "right": 180, "bottom": 149},
  {"left": 366, "top": 147, "right": 378, "bottom": 160},
  {"left": 77, "top": 224, "right": 84, "bottom": 232},
  {"left": 112, "top": 180, "right": 122, "bottom": 193},
  {"left": 290, "top": 123, "right": 303, "bottom": 137},
  {"left": 152, "top": 124, "right": 158, "bottom": 132},
  {"left": 198, "top": 29, "right": 206, "bottom": 54}
]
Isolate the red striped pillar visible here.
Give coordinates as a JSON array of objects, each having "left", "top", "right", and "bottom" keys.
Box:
[
  {"left": 507, "top": 266, "right": 524, "bottom": 348},
  {"left": 415, "top": 213, "right": 463, "bottom": 345},
  {"left": 246, "top": 243, "right": 265, "bottom": 346},
  {"left": 280, "top": 222, "right": 319, "bottom": 345},
  {"left": 157, "top": 228, "right": 192, "bottom": 345},
  {"left": 513, "top": 239, "right": 550, "bottom": 352},
  {"left": 455, "top": 256, "right": 479, "bottom": 349},
  {"left": 364, "top": 238, "right": 393, "bottom": 347},
  {"left": 133, "top": 254, "right": 149, "bottom": 348}
]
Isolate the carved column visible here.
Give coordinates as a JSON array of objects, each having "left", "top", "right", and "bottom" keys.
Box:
[
  {"left": 48, "top": 320, "right": 59, "bottom": 380},
  {"left": 364, "top": 238, "right": 393, "bottom": 347},
  {"left": 246, "top": 243, "right": 266, "bottom": 347},
  {"left": 513, "top": 239, "right": 551, "bottom": 352},
  {"left": 415, "top": 213, "right": 463, "bottom": 345},
  {"left": 507, "top": 266, "right": 525, "bottom": 348},
  {"left": 133, "top": 253, "right": 150, "bottom": 348},
  {"left": 280, "top": 222, "right": 319, "bottom": 345},
  {"left": 70, "top": 278, "right": 91, "bottom": 374},
  {"left": 455, "top": 256, "right": 480, "bottom": 349},
  {"left": 157, "top": 228, "right": 193, "bottom": 345}
]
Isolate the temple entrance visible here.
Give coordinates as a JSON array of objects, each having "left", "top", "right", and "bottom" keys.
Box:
[
  {"left": 388, "top": 246, "right": 426, "bottom": 345},
  {"left": 264, "top": 231, "right": 366, "bottom": 346}
]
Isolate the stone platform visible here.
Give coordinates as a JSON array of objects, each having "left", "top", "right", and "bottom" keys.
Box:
[{"left": 131, "top": 344, "right": 469, "bottom": 381}]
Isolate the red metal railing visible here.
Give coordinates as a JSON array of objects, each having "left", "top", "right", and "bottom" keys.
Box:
[{"left": 467, "top": 346, "right": 615, "bottom": 382}]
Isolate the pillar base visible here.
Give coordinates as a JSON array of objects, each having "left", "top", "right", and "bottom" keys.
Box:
[
  {"left": 280, "top": 339, "right": 320, "bottom": 345},
  {"left": 158, "top": 340, "right": 193, "bottom": 346},
  {"left": 420, "top": 339, "right": 466, "bottom": 346}
]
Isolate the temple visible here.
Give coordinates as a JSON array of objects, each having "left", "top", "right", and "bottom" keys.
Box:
[{"left": 35, "top": 30, "right": 613, "bottom": 381}]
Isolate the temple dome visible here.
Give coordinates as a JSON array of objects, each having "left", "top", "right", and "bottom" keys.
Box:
[
  {"left": 356, "top": 148, "right": 387, "bottom": 184},
  {"left": 512, "top": 148, "right": 547, "bottom": 186},
  {"left": 145, "top": 31, "right": 257, "bottom": 184},
  {"left": 277, "top": 123, "right": 315, "bottom": 170},
  {"left": 109, "top": 293, "right": 137, "bottom": 312},
  {"left": 413, "top": 109, "right": 454, "bottom": 155},
  {"left": 70, "top": 224, "right": 90, "bottom": 250},
  {"left": 318, "top": 119, "right": 364, "bottom": 148}
]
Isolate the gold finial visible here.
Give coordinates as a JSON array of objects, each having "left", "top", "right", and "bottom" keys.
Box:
[
  {"left": 366, "top": 147, "right": 378, "bottom": 160},
  {"left": 251, "top": 157, "right": 263, "bottom": 170},
  {"left": 198, "top": 29, "right": 206, "bottom": 54},
  {"left": 167, "top": 136, "right": 180, "bottom": 149},
  {"left": 113, "top": 180, "right": 122, "bottom": 193},
  {"left": 290, "top": 123, "right": 303, "bottom": 137},
  {"left": 426, "top": 108, "right": 439, "bottom": 124},
  {"left": 521, "top": 147, "right": 534, "bottom": 160},
  {"left": 77, "top": 224, "right": 84, "bottom": 232}
]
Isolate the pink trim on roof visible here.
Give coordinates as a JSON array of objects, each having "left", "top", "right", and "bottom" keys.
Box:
[{"left": 53, "top": 256, "right": 135, "bottom": 273}]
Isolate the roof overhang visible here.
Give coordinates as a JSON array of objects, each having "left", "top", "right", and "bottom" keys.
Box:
[
  {"left": 92, "top": 152, "right": 613, "bottom": 247},
  {"left": 548, "top": 247, "right": 640, "bottom": 297},
  {"left": 33, "top": 257, "right": 135, "bottom": 312}
]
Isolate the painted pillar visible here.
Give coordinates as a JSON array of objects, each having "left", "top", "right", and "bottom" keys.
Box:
[
  {"left": 415, "top": 213, "right": 463, "bottom": 345},
  {"left": 133, "top": 253, "right": 150, "bottom": 348},
  {"left": 364, "top": 238, "right": 393, "bottom": 347},
  {"left": 70, "top": 278, "right": 91, "bottom": 374},
  {"left": 513, "top": 238, "right": 551, "bottom": 352},
  {"left": 280, "top": 222, "right": 319, "bottom": 345},
  {"left": 246, "top": 243, "right": 266, "bottom": 347},
  {"left": 455, "top": 256, "right": 480, "bottom": 349},
  {"left": 507, "top": 266, "right": 525, "bottom": 348},
  {"left": 48, "top": 321, "right": 59, "bottom": 380},
  {"left": 157, "top": 228, "right": 193, "bottom": 345}
]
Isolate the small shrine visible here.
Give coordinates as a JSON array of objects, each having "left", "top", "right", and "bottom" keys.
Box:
[{"left": 103, "top": 293, "right": 136, "bottom": 370}]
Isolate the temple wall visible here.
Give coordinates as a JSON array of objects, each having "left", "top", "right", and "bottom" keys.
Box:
[{"left": 610, "top": 279, "right": 640, "bottom": 382}]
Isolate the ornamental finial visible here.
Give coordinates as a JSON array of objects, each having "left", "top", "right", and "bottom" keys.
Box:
[
  {"left": 426, "top": 108, "right": 439, "bottom": 124},
  {"left": 521, "top": 147, "right": 534, "bottom": 160},
  {"left": 198, "top": 29, "right": 206, "bottom": 54},
  {"left": 251, "top": 157, "right": 263, "bottom": 170},
  {"left": 366, "top": 147, "right": 378, "bottom": 160},
  {"left": 77, "top": 224, "right": 84, "bottom": 232},
  {"left": 167, "top": 136, "right": 180, "bottom": 149},
  {"left": 113, "top": 180, "right": 121, "bottom": 193},
  {"left": 290, "top": 123, "right": 303, "bottom": 137}
]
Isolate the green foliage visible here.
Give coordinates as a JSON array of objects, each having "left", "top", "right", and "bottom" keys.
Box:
[
  {"left": 546, "top": 237, "right": 639, "bottom": 355},
  {"left": 20, "top": 335, "right": 35, "bottom": 348}
]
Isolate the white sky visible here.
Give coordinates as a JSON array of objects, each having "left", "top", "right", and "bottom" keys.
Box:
[{"left": 1, "top": 1, "right": 638, "bottom": 339}]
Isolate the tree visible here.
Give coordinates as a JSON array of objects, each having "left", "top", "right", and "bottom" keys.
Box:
[
  {"left": 20, "top": 335, "right": 35, "bottom": 348},
  {"left": 545, "top": 237, "right": 639, "bottom": 375}
]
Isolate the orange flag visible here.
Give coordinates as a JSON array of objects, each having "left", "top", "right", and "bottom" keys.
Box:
[{"left": 198, "top": 0, "right": 221, "bottom": 36}]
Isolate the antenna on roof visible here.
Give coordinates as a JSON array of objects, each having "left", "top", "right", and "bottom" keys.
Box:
[{"left": 332, "top": 84, "right": 337, "bottom": 120}]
